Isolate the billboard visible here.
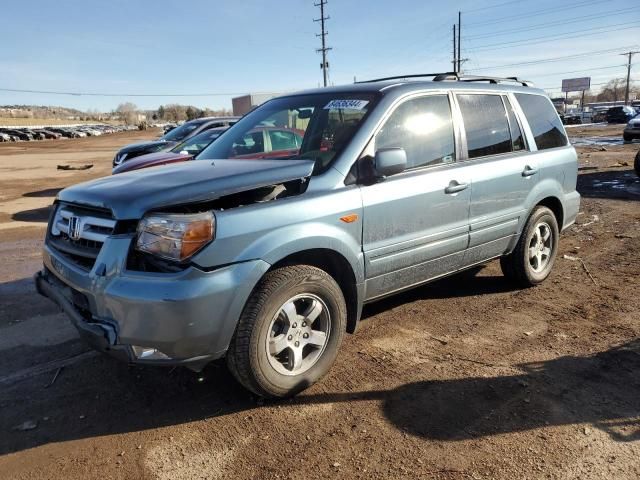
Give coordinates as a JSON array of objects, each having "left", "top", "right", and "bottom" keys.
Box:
[{"left": 562, "top": 77, "right": 591, "bottom": 93}]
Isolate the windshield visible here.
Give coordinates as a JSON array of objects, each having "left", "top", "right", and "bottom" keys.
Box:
[
  {"left": 170, "top": 128, "right": 225, "bottom": 155},
  {"left": 162, "top": 121, "right": 203, "bottom": 142},
  {"left": 198, "top": 92, "right": 378, "bottom": 172}
]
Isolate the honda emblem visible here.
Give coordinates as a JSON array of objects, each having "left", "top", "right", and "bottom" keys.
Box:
[{"left": 68, "top": 216, "right": 82, "bottom": 240}]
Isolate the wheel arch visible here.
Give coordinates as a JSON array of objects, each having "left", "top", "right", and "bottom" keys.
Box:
[
  {"left": 536, "top": 195, "right": 564, "bottom": 229},
  {"left": 270, "top": 248, "right": 361, "bottom": 334}
]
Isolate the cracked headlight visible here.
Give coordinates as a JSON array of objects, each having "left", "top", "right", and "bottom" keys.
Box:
[{"left": 136, "top": 211, "right": 215, "bottom": 262}]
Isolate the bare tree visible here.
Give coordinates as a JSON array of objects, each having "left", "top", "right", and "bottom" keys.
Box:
[
  {"left": 116, "top": 102, "right": 139, "bottom": 125},
  {"left": 597, "top": 78, "right": 626, "bottom": 102}
]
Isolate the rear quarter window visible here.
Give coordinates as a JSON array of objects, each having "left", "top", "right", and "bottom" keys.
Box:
[{"left": 515, "top": 93, "right": 568, "bottom": 150}]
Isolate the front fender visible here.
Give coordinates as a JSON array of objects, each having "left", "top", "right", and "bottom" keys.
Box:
[
  {"left": 192, "top": 187, "right": 365, "bottom": 283},
  {"left": 238, "top": 223, "right": 365, "bottom": 284}
]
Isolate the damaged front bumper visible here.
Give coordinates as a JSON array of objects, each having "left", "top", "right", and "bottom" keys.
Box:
[{"left": 35, "top": 237, "right": 270, "bottom": 370}]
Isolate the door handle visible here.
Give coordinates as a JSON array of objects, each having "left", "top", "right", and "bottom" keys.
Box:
[
  {"left": 522, "top": 165, "right": 538, "bottom": 177},
  {"left": 444, "top": 181, "right": 468, "bottom": 194}
]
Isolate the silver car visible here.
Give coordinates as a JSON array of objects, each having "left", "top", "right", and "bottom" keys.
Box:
[{"left": 36, "top": 73, "right": 580, "bottom": 397}]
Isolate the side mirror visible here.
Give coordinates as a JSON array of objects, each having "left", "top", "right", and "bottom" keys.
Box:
[{"left": 374, "top": 148, "right": 407, "bottom": 178}]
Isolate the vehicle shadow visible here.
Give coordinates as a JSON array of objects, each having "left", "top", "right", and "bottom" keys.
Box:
[
  {"left": 11, "top": 205, "right": 52, "bottom": 222},
  {"left": 2, "top": 305, "right": 637, "bottom": 456},
  {"left": 299, "top": 339, "right": 640, "bottom": 442},
  {"left": 22, "top": 188, "right": 63, "bottom": 198},
  {"left": 577, "top": 168, "right": 640, "bottom": 200}
]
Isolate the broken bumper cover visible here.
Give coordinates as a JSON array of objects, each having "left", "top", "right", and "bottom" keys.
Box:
[
  {"left": 35, "top": 269, "right": 121, "bottom": 357},
  {"left": 36, "top": 239, "right": 270, "bottom": 368}
]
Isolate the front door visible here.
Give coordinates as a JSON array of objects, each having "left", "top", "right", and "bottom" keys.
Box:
[{"left": 360, "top": 93, "right": 471, "bottom": 300}]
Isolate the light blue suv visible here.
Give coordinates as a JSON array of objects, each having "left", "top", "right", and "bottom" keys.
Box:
[{"left": 36, "top": 73, "right": 580, "bottom": 397}]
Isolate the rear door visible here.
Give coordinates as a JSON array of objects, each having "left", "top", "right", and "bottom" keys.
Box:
[
  {"left": 360, "top": 93, "right": 472, "bottom": 300},
  {"left": 455, "top": 92, "right": 537, "bottom": 265}
]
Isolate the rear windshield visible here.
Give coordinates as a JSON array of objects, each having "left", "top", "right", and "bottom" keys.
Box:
[
  {"left": 515, "top": 93, "right": 568, "bottom": 150},
  {"left": 162, "top": 121, "right": 204, "bottom": 142},
  {"left": 171, "top": 129, "right": 225, "bottom": 155},
  {"left": 198, "top": 92, "right": 379, "bottom": 173}
]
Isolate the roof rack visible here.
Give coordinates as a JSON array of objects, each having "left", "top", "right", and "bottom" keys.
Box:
[{"left": 355, "top": 72, "right": 533, "bottom": 87}]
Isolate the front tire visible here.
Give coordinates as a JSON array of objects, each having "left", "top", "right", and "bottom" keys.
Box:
[
  {"left": 227, "top": 265, "right": 346, "bottom": 398},
  {"left": 500, "top": 206, "right": 559, "bottom": 287}
]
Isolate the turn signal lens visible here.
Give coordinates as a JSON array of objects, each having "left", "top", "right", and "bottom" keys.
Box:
[
  {"left": 340, "top": 213, "right": 359, "bottom": 223},
  {"left": 136, "top": 211, "right": 215, "bottom": 262}
]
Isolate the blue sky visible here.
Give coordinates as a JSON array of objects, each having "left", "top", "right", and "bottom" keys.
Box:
[{"left": 1, "top": 0, "right": 638, "bottom": 111}]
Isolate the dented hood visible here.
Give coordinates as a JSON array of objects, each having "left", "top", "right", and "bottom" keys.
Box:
[{"left": 58, "top": 159, "right": 315, "bottom": 219}]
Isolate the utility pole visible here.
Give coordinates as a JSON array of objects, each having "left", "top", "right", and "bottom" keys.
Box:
[
  {"left": 457, "top": 11, "right": 462, "bottom": 73},
  {"left": 452, "top": 25, "right": 457, "bottom": 73},
  {"left": 314, "top": 0, "right": 332, "bottom": 87},
  {"left": 621, "top": 51, "right": 639, "bottom": 105}
]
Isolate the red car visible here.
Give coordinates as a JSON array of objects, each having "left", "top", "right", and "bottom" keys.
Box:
[{"left": 113, "top": 126, "right": 304, "bottom": 174}]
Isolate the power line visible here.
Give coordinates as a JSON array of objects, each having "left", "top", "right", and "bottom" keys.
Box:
[
  {"left": 467, "top": 46, "right": 640, "bottom": 71},
  {"left": 0, "top": 87, "right": 285, "bottom": 97},
  {"left": 463, "top": 0, "right": 524, "bottom": 13},
  {"left": 541, "top": 79, "right": 638, "bottom": 91},
  {"left": 469, "top": 22, "right": 640, "bottom": 52},
  {"left": 466, "top": 0, "right": 612, "bottom": 27},
  {"left": 314, "top": 0, "right": 332, "bottom": 88},
  {"left": 464, "top": 7, "right": 639, "bottom": 40},
  {"left": 533, "top": 64, "right": 635, "bottom": 78}
]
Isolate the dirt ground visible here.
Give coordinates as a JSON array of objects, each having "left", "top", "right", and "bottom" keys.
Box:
[{"left": 0, "top": 125, "right": 638, "bottom": 480}]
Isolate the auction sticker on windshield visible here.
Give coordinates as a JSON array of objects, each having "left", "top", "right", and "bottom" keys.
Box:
[{"left": 324, "top": 99, "right": 369, "bottom": 110}]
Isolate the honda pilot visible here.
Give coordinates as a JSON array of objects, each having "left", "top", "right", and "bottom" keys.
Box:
[{"left": 36, "top": 73, "right": 580, "bottom": 397}]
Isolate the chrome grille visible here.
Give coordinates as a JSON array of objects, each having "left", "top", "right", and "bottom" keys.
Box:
[{"left": 48, "top": 204, "right": 116, "bottom": 270}]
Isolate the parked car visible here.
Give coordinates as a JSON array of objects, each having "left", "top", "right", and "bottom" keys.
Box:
[
  {"left": 623, "top": 115, "right": 640, "bottom": 142},
  {"left": 32, "top": 129, "right": 62, "bottom": 140},
  {"left": 48, "top": 127, "right": 81, "bottom": 138},
  {"left": 591, "top": 108, "right": 608, "bottom": 123},
  {"left": 607, "top": 105, "right": 637, "bottom": 124},
  {"left": 0, "top": 132, "right": 11, "bottom": 142},
  {"left": 22, "top": 129, "right": 46, "bottom": 140},
  {"left": 36, "top": 74, "right": 579, "bottom": 398},
  {"left": 113, "top": 125, "right": 304, "bottom": 174},
  {"left": 560, "top": 112, "right": 581, "bottom": 125},
  {"left": 0, "top": 128, "right": 33, "bottom": 141},
  {"left": 112, "top": 116, "right": 239, "bottom": 167},
  {"left": 112, "top": 127, "right": 230, "bottom": 174}
]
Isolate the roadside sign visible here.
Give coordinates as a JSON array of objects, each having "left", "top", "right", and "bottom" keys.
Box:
[{"left": 562, "top": 77, "right": 591, "bottom": 93}]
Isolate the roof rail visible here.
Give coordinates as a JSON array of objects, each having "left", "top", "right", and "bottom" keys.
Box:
[
  {"left": 355, "top": 72, "right": 533, "bottom": 87},
  {"left": 355, "top": 72, "right": 457, "bottom": 83}
]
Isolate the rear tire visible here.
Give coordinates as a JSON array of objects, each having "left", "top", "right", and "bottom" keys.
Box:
[
  {"left": 227, "top": 265, "right": 346, "bottom": 398},
  {"left": 623, "top": 133, "right": 633, "bottom": 143},
  {"left": 634, "top": 150, "right": 640, "bottom": 177},
  {"left": 500, "top": 206, "right": 559, "bottom": 287}
]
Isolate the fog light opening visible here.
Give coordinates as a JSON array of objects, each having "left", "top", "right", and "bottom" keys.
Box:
[{"left": 131, "top": 345, "right": 172, "bottom": 360}]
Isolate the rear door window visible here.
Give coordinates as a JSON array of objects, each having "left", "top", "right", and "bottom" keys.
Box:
[
  {"left": 515, "top": 93, "right": 568, "bottom": 150},
  {"left": 457, "top": 94, "right": 511, "bottom": 159}
]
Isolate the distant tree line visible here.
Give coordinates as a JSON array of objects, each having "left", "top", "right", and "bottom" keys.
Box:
[
  {"left": 0, "top": 105, "right": 107, "bottom": 121},
  {"left": 153, "top": 104, "right": 233, "bottom": 122}
]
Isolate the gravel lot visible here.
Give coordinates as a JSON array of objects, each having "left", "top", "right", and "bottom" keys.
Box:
[{"left": 0, "top": 126, "right": 638, "bottom": 479}]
